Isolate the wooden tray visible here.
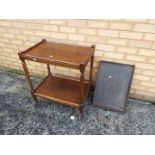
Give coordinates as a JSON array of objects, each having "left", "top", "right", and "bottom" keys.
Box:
[
  {"left": 93, "top": 61, "right": 135, "bottom": 113},
  {"left": 20, "top": 39, "right": 94, "bottom": 69}
]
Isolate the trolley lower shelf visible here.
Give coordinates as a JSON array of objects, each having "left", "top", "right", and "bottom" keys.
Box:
[{"left": 34, "top": 75, "right": 90, "bottom": 108}]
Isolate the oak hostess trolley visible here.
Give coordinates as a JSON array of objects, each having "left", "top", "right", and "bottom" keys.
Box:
[{"left": 18, "top": 39, "right": 95, "bottom": 115}]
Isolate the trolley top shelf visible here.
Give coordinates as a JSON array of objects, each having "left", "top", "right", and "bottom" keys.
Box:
[{"left": 19, "top": 39, "right": 95, "bottom": 69}]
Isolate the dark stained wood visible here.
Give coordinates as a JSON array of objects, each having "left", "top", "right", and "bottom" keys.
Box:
[
  {"left": 21, "top": 39, "right": 94, "bottom": 69},
  {"left": 34, "top": 76, "right": 89, "bottom": 108},
  {"left": 79, "top": 64, "right": 85, "bottom": 115},
  {"left": 18, "top": 57, "right": 37, "bottom": 101},
  {"left": 18, "top": 39, "right": 95, "bottom": 115},
  {"left": 89, "top": 56, "right": 93, "bottom": 82},
  {"left": 93, "top": 61, "right": 135, "bottom": 113},
  {"left": 20, "top": 39, "right": 45, "bottom": 55},
  {"left": 90, "top": 45, "right": 95, "bottom": 82},
  {"left": 47, "top": 64, "right": 52, "bottom": 76},
  {"left": 19, "top": 58, "right": 34, "bottom": 92}
]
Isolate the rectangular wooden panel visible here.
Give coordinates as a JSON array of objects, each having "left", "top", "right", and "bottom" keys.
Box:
[
  {"left": 93, "top": 61, "right": 134, "bottom": 112},
  {"left": 21, "top": 40, "right": 94, "bottom": 68},
  {"left": 34, "top": 75, "right": 89, "bottom": 108}
]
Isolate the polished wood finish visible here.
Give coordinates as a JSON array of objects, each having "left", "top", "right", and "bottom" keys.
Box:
[
  {"left": 21, "top": 59, "right": 34, "bottom": 92},
  {"left": 34, "top": 75, "right": 89, "bottom": 108},
  {"left": 79, "top": 64, "right": 85, "bottom": 115},
  {"left": 47, "top": 64, "right": 52, "bottom": 76},
  {"left": 21, "top": 39, "right": 94, "bottom": 69},
  {"left": 90, "top": 45, "right": 95, "bottom": 88},
  {"left": 18, "top": 39, "right": 95, "bottom": 115}
]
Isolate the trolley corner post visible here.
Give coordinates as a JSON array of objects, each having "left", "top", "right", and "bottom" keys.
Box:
[
  {"left": 47, "top": 64, "right": 52, "bottom": 77},
  {"left": 18, "top": 52, "right": 37, "bottom": 101},
  {"left": 79, "top": 63, "right": 85, "bottom": 115},
  {"left": 90, "top": 45, "right": 95, "bottom": 88}
]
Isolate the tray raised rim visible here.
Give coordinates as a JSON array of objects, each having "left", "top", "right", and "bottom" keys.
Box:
[
  {"left": 19, "top": 39, "right": 95, "bottom": 68},
  {"left": 93, "top": 60, "right": 135, "bottom": 113}
]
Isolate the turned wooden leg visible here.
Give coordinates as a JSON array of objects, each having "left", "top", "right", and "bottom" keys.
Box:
[
  {"left": 20, "top": 58, "right": 37, "bottom": 101},
  {"left": 79, "top": 64, "right": 85, "bottom": 116},
  {"left": 90, "top": 45, "right": 95, "bottom": 90},
  {"left": 89, "top": 55, "right": 94, "bottom": 90},
  {"left": 47, "top": 64, "right": 52, "bottom": 77}
]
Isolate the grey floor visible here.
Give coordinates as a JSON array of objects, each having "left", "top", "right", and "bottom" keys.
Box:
[{"left": 0, "top": 70, "right": 155, "bottom": 135}]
